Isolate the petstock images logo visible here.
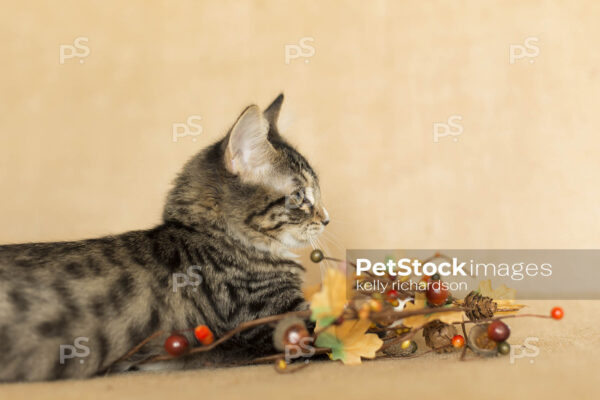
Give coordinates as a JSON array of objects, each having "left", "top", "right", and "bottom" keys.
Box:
[{"left": 346, "top": 249, "right": 600, "bottom": 301}]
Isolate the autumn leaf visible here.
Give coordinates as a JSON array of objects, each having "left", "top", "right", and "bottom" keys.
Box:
[
  {"left": 402, "top": 293, "right": 464, "bottom": 328},
  {"left": 310, "top": 268, "right": 348, "bottom": 328},
  {"left": 477, "top": 280, "right": 516, "bottom": 301},
  {"left": 475, "top": 279, "right": 525, "bottom": 314},
  {"left": 315, "top": 319, "right": 383, "bottom": 365},
  {"left": 302, "top": 284, "right": 321, "bottom": 302}
]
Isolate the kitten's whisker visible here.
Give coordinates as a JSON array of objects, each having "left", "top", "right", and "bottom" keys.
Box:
[
  {"left": 315, "top": 237, "right": 336, "bottom": 272},
  {"left": 321, "top": 231, "right": 343, "bottom": 251},
  {"left": 309, "top": 237, "right": 326, "bottom": 282},
  {"left": 320, "top": 233, "right": 344, "bottom": 257},
  {"left": 320, "top": 236, "right": 342, "bottom": 256}
]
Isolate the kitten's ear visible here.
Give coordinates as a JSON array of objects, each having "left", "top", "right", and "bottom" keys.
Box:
[
  {"left": 225, "top": 105, "right": 275, "bottom": 179},
  {"left": 264, "top": 93, "right": 284, "bottom": 130}
]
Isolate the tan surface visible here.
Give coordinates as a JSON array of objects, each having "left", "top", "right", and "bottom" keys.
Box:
[
  {"left": 1, "top": 1, "right": 599, "bottom": 398},
  {"left": 1, "top": 300, "right": 597, "bottom": 399}
]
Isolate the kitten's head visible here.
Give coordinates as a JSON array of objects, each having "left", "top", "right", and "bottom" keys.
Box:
[{"left": 164, "top": 94, "right": 329, "bottom": 255}]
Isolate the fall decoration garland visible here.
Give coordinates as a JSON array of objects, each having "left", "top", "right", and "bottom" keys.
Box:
[{"left": 110, "top": 250, "right": 564, "bottom": 373}]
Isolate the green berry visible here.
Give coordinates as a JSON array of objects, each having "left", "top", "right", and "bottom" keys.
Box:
[
  {"left": 310, "top": 249, "right": 324, "bottom": 263},
  {"left": 497, "top": 341, "right": 510, "bottom": 355}
]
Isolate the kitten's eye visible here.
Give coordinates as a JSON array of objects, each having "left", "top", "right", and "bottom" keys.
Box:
[{"left": 285, "top": 189, "right": 305, "bottom": 209}]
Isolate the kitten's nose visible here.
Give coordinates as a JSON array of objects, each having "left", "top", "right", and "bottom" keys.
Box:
[{"left": 318, "top": 206, "right": 330, "bottom": 226}]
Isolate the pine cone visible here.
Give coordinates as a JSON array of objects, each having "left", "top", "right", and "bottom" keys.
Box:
[
  {"left": 464, "top": 291, "right": 497, "bottom": 321},
  {"left": 422, "top": 320, "right": 457, "bottom": 353}
]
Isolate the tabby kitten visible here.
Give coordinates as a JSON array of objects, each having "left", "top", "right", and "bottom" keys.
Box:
[{"left": 0, "top": 94, "right": 329, "bottom": 382}]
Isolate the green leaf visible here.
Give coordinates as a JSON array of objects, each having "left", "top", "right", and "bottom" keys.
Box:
[
  {"left": 310, "top": 306, "right": 330, "bottom": 321},
  {"left": 315, "top": 332, "right": 345, "bottom": 361}
]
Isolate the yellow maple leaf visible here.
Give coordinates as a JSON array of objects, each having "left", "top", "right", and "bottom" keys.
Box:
[
  {"left": 477, "top": 280, "right": 516, "bottom": 301},
  {"left": 316, "top": 319, "right": 383, "bottom": 365},
  {"left": 476, "top": 279, "right": 524, "bottom": 314},
  {"left": 310, "top": 268, "right": 349, "bottom": 327},
  {"left": 302, "top": 284, "right": 321, "bottom": 302}
]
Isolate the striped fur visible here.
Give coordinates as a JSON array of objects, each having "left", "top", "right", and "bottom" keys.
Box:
[{"left": 0, "top": 94, "right": 328, "bottom": 381}]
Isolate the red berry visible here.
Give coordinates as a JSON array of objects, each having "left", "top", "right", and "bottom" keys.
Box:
[
  {"left": 487, "top": 320, "right": 510, "bottom": 342},
  {"left": 194, "top": 325, "right": 214, "bottom": 345},
  {"left": 451, "top": 334, "right": 465, "bottom": 348},
  {"left": 426, "top": 280, "right": 448, "bottom": 306},
  {"left": 164, "top": 334, "right": 189, "bottom": 356},
  {"left": 551, "top": 306, "right": 564, "bottom": 320},
  {"left": 386, "top": 289, "right": 399, "bottom": 300}
]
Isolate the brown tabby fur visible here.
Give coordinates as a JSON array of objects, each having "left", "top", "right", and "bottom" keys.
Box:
[{"left": 0, "top": 94, "right": 329, "bottom": 381}]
